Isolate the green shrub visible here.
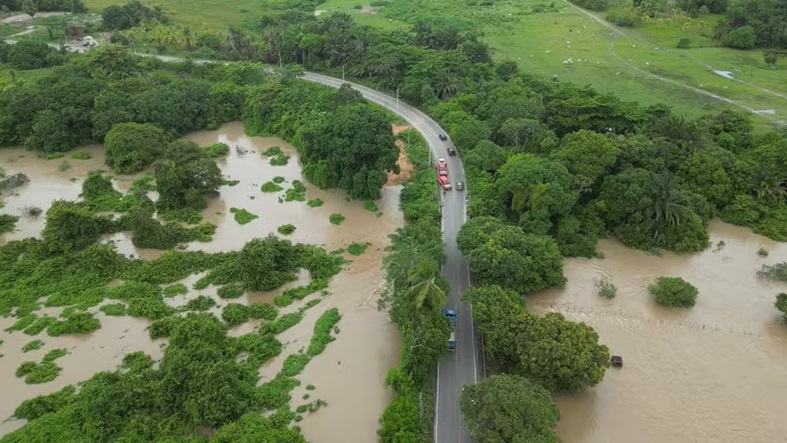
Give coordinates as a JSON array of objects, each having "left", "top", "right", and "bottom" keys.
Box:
[
  {"left": 185, "top": 295, "right": 216, "bottom": 311},
  {"left": 347, "top": 242, "right": 370, "bottom": 256},
  {"left": 776, "top": 293, "right": 787, "bottom": 319},
  {"left": 204, "top": 142, "right": 230, "bottom": 158},
  {"left": 99, "top": 303, "right": 127, "bottom": 316},
  {"left": 6, "top": 314, "right": 39, "bottom": 332},
  {"left": 163, "top": 283, "right": 189, "bottom": 297},
  {"left": 363, "top": 200, "right": 378, "bottom": 212},
  {"left": 648, "top": 277, "right": 698, "bottom": 307},
  {"left": 222, "top": 303, "right": 250, "bottom": 327},
  {"left": 22, "top": 339, "right": 44, "bottom": 352},
  {"left": 329, "top": 213, "right": 345, "bottom": 225},
  {"left": 269, "top": 154, "right": 290, "bottom": 166},
  {"left": 307, "top": 198, "right": 323, "bottom": 207},
  {"left": 230, "top": 207, "right": 259, "bottom": 225},
  {"left": 160, "top": 209, "right": 203, "bottom": 224},
  {"left": 0, "top": 214, "right": 19, "bottom": 233},
  {"left": 224, "top": 179, "right": 240, "bottom": 186},
  {"left": 307, "top": 308, "right": 341, "bottom": 356},
  {"left": 278, "top": 224, "right": 296, "bottom": 235},
  {"left": 70, "top": 151, "right": 92, "bottom": 160},
  {"left": 280, "top": 353, "right": 311, "bottom": 377},
  {"left": 23, "top": 316, "right": 56, "bottom": 335},
  {"left": 262, "top": 146, "right": 282, "bottom": 156},
  {"left": 594, "top": 277, "right": 617, "bottom": 299},
  {"left": 757, "top": 248, "right": 769, "bottom": 257},
  {"left": 217, "top": 283, "right": 245, "bottom": 299},
  {"left": 272, "top": 176, "right": 285, "bottom": 184},
  {"left": 261, "top": 181, "right": 283, "bottom": 192},
  {"left": 284, "top": 180, "right": 306, "bottom": 202},
  {"left": 248, "top": 303, "right": 277, "bottom": 321},
  {"left": 676, "top": 38, "right": 692, "bottom": 49},
  {"left": 264, "top": 313, "right": 303, "bottom": 335},
  {"left": 47, "top": 312, "right": 101, "bottom": 336}
]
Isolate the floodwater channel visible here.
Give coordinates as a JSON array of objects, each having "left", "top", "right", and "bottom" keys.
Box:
[
  {"left": 0, "top": 122, "right": 403, "bottom": 441},
  {"left": 531, "top": 219, "right": 787, "bottom": 443}
]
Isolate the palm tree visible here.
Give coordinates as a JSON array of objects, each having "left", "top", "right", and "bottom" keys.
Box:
[
  {"left": 637, "top": 173, "right": 692, "bottom": 244},
  {"left": 404, "top": 261, "right": 446, "bottom": 312},
  {"left": 750, "top": 163, "right": 787, "bottom": 201}
]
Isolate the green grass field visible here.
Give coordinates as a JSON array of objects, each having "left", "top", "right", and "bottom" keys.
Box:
[{"left": 79, "top": 0, "right": 787, "bottom": 128}]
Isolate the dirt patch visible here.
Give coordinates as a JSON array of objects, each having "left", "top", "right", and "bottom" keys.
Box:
[
  {"left": 386, "top": 124, "right": 414, "bottom": 186},
  {"left": 1, "top": 14, "right": 32, "bottom": 24}
]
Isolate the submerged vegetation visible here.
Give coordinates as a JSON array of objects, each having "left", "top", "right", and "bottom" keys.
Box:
[
  {"left": 649, "top": 277, "right": 699, "bottom": 307},
  {"left": 229, "top": 207, "right": 259, "bottom": 225}
]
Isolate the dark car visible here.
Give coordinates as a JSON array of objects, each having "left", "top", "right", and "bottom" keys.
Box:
[
  {"left": 456, "top": 181, "right": 464, "bottom": 191},
  {"left": 447, "top": 147, "right": 456, "bottom": 156},
  {"left": 439, "top": 134, "right": 448, "bottom": 141}
]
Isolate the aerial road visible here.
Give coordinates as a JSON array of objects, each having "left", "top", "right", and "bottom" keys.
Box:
[{"left": 299, "top": 73, "right": 482, "bottom": 443}]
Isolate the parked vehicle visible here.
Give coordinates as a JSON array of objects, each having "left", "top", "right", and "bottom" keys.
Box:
[
  {"left": 439, "top": 134, "right": 448, "bottom": 141},
  {"left": 456, "top": 181, "right": 464, "bottom": 191}
]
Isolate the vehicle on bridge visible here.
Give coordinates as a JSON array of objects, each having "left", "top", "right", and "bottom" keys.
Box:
[{"left": 438, "top": 176, "right": 452, "bottom": 191}]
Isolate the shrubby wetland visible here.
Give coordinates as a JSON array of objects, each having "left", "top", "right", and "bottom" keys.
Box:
[{"left": 1, "top": 0, "right": 787, "bottom": 441}]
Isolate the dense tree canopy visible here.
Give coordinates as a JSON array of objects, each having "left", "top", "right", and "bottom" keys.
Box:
[
  {"left": 104, "top": 122, "right": 168, "bottom": 174},
  {"left": 460, "top": 375, "right": 561, "bottom": 443},
  {"left": 154, "top": 139, "right": 224, "bottom": 210}
]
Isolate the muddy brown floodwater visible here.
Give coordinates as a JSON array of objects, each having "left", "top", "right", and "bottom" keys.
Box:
[
  {"left": 530, "top": 219, "right": 787, "bottom": 443},
  {"left": 0, "top": 122, "right": 403, "bottom": 441}
]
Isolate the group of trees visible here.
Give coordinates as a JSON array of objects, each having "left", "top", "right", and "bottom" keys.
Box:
[
  {"left": 102, "top": 0, "right": 167, "bottom": 31},
  {"left": 244, "top": 80, "right": 400, "bottom": 200},
  {"left": 715, "top": 0, "right": 787, "bottom": 49},
  {"left": 5, "top": 315, "right": 304, "bottom": 443},
  {"left": 459, "top": 284, "right": 609, "bottom": 441},
  {"left": 0, "top": 0, "right": 85, "bottom": 15},
  {"left": 0, "top": 40, "right": 66, "bottom": 70}
]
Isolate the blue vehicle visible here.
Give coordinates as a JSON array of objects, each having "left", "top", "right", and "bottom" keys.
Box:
[{"left": 442, "top": 309, "right": 457, "bottom": 324}]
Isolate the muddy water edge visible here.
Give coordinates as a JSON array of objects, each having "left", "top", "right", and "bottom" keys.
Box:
[
  {"left": 530, "top": 219, "right": 787, "bottom": 443},
  {"left": 0, "top": 121, "right": 402, "bottom": 441}
]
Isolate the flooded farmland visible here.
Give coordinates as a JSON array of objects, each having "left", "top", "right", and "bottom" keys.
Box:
[
  {"left": 531, "top": 220, "right": 787, "bottom": 443},
  {"left": 0, "top": 122, "right": 403, "bottom": 441}
]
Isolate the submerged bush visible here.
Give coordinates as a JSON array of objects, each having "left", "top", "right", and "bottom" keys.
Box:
[
  {"left": 648, "top": 277, "right": 698, "bottom": 307},
  {"left": 329, "top": 213, "right": 345, "bottom": 225},
  {"left": 278, "top": 224, "right": 296, "bottom": 235},
  {"left": 230, "top": 207, "right": 259, "bottom": 225}
]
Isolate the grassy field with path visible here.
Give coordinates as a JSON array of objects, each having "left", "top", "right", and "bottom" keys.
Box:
[{"left": 79, "top": 0, "right": 787, "bottom": 128}]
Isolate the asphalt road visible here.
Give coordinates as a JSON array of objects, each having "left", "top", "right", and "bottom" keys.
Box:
[
  {"left": 0, "top": 41, "right": 480, "bottom": 440},
  {"left": 299, "top": 74, "right": 481, "bottom": 443}
]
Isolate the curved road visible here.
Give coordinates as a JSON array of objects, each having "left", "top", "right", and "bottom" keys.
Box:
[
  {"left": 301, "top": 73, "right": 481, "bottom": 443},
  {"left": 0, "top": 40, "right": 480, "bottom": 441}
]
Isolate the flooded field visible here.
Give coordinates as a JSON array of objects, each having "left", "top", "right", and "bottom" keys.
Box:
[
  {"left": 531, "top": 220, "right": 787, "bottom": 443},
  {"left": 0, "top": 122, "right": 403, "bottom": 441}
]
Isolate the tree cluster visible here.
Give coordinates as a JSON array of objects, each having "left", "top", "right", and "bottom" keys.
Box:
[
  {"left": 244, "top": 81, "right": 399, "bottom": 200},
  {"left": 0, "top": 40, "right": 66, "bottom": 70},
  {"left": 715, "top": 0, "right": 787, "bottom": 49},
  {"left": 4, "top": 315, "right": 304, "bottom": 442},
  {"left": 101, "top": 0, "right": 167, "bottom": 31},
  {"left": 0, "top": 0, "right": 86, "bottom": 14}
]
